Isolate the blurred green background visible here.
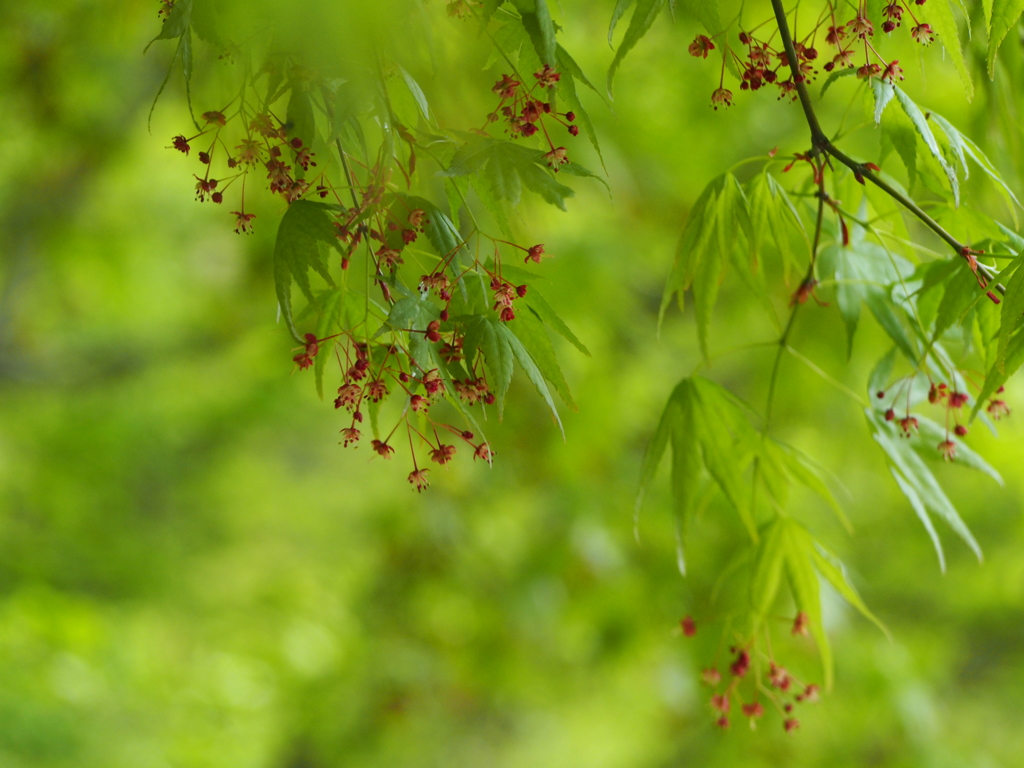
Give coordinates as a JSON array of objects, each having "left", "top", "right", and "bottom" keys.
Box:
[{"left": 1, "top": 1, "right": 1023, "bottom": 766}]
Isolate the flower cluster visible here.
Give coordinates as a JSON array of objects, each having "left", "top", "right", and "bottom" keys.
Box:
[
  {"left": 682, "top": 614, "right": 820, "bottom": 732},
  {"left": 877, "top": 378, "right": 1011, "bottom": 461},
  {"left": 688, "top": 0, "right": 936, "bottom": 109},
  {"left": 487, "top": 65, "right": 579, "bottom": 169},
  {"left": 170, "top": 94, "right": 324, "bottom": 233},
  {"left": 164, "top": 43, "right": 559, "bottom": 491}
]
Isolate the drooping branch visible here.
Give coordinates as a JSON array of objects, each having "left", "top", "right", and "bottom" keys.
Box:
[{"left": 768, "top": 0, "right": 1004, "bottom": 294}]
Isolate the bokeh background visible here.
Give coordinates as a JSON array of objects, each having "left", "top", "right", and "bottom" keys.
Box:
[{"left": 1, "top": 1, "right": 1023, "bottom": 766}]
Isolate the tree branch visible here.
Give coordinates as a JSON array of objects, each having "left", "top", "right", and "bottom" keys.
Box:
[{"left": 768, "top": 0, "right": 1004, "bottom": 294}]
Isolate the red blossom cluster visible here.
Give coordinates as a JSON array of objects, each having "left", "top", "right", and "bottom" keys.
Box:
[
  {"left": 487, "top": 65, "right": 578, "bottom": 169},
  {"left": 689, "top": 0, "right": 936, "bottom": 109},
  {"left": 170, "top": 96, "right": 326, "bottom": 232},
  {"left": 878, "top": 378, "right": 1011, "bottom": 461},
  {"left": 684, "top": 614, "right": 820, "bottom": 732},
  {"left": 164, "top": 46, "right": 559, "bottom": 490}
]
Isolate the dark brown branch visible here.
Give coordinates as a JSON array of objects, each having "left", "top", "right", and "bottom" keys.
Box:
[{"left": 768, "top": 0, "right": 1004, "bottom": 294}]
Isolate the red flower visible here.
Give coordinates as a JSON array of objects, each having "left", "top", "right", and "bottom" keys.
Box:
[
  {"left": 341, "top": 427, "right": 360, "bottom": 447},
  {"left": 335, "top": 383, "right": 361, "bottom": 411},
  {"left": 954, "top": 424, "right": 968, "bottom": 437},
  {"left": 730, "top": 649, "right": 750, "bottom": 677},
  {"left": 534, "top": 64, "right": 561, "bottom": 88},
  {"left": 202, "top": 110, "right": 226, "bottom": 126},
  {"left": 911, "top": 23, "right": 935, "bottom": 44},
  {"left": 987, "top": 399, "right": 1011, "bottom": 419},
  {"left": 680, "top": 615, "right": 697, "bottom": 637},
  {"left": 172, "top": 135, "right": 190, "bottom": 154},
  {"left": 938, "top": 440, "right": 957, "bottom": 461},
  {"left": 882, "top": 60, "right": 904, "bottom": 82},
  {"left": 492, "top": 74, "right": 521, "bottom": 99},
  {"left": 422, "top": 369, "right": 444, "bottom": 395},
  {"left": 371, "top": 440, "right": 395, "bottom": 459},
  {"left": 474, "top": 443, "right": 493, "bottom": 462},
  {"left": 846, "top": 14, "right": 874, "bottom": 38},
  {"left": 949, "top": 391, "right": 969, "bottom": 409},
  {"left": 711, "top": 693, "right": 730, "bottom": 713},
  {"left": 544, "top": 146, "right": 569, "bottom": 169},
  {"left": 742, "top": 702, "right": 764, "bottom": 718},
  {"left": 408, "top": 468, "right": 430, "bottom": 492},
  {"left": 792, "top": 611, "right": 810, "bottom": 636},
  {"left": 701, "top": 668, "right": 722, "bottom": 686},
  {"left": 430, "top": 444, "right": 457, "bottom": 465},
  {"left": 231, "top": 211, "right": 256, "bottom": 234},
  {"left": 688, "top": 34, "right": 715, "bottom": 58},
  {"left": 194, "top": 176, "right": 218, "bottom": 202},
  {"left": 784, "top": 718, "right": 800, "bottom": 733},
  {"left": 768, "top": 662, "right": 792, "bottom": 690},
  {"left": 526, "top": 244, "right": 546, "bottom": 264},
  {"left": 710, "top": 87, "right": 733, "bottom": 110},
  {"left": 898, "top": 416, "right": 918, "bottom": 436}
]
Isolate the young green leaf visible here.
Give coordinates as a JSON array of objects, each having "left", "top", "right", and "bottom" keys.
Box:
[
  {"left": 526, "top": 290, "right": 591, "bottom": 356},
  {"left": 499, "top": 322, "right": 564, "bottom": 434},
  {"left": 607, "top": 0, "right": 667, "bottom": 97},
  {"left": 871, "top": 78, "right": 894, "bottom": 125},
  {"left": 868, "top": 409, "right": 982, "bottom": 561},
  {"left": 750, "top": 518, "right": 786, "bottom": 616},
  {"left": 809, "top": 540, "right": 889, "bottom": 637},
  {"left": 894, "top": 87, "right": 959, "bottom": 203},
  {"left": 890, "top": 467, "right": 946, "bottom": 571},
  {"left": 274, "top": 201, "right": 342, "bottom": 343},
  {"left": 784, "top": 522, "right": 833, "bottom": 689},
  {"left": 512, "top": 0, "right": 557, "bottom": 66},
  {"left": 987, "top": 0, "right": 1024, "bottom": 76},
  {"left": 509, "top": 306, "right": 577, "bottom": 410},
  {"left": 997, "top": 252, "right": 1024, "bottom": 372},
  {"left": 921, "top": 0, "right": 974, "bottom": 100},
  {"left": 463, "top": 315, "right": 514, "bottom": 415}
]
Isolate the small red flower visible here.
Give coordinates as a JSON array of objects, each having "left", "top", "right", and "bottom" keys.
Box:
[
  {"left": 408, "top": 468, "right": 430, "bottom": 492},
  {"left": 954, "top": 424, "right": 968, "bottom": 437},
  {"left": 231, "top": 211, "right": 256, "bottom": 234},
  {"left": 911, "top": 23, "right": 935, "bottom": 44},
  {"left": 846, "top": 14, "right": 874, "bottom": 38},
  {"left": 430, "top": 444, "right": 457, "bottom": 465},
  {"left": 492, "top": 74, "right": 521, "bottom": 99},
  {"left": 716, "top": 715, "right": 730, "bottom": 729},
  {"left": 784, "top": 718, "right": 800, "bottom": 733},
  {"left": 701, "top": 668, "right": 722, "bottom": 686},
  {"left": 533, "top": 64, "right": 561, "bottom": 88},
  {"left": 371, "top": 439, "right": 395, "bottom": 459},
  {"left": 885, "top": 408, "right": 895, "bottom": 421},
  {"left": 938, "top": 440, "right": 957, "bottom": 461},
  {"left": 680, "top": 615, "right": 697, "bottom": 637},
  {"left": 335, "top": 383, "right": 361, "bottom": 410},
  {"left": 341, "top": 427, "right": 360, "bottom": 447},
  {"left": 711, "top": 693, "right": 730, "bottom": 713},
  {"left": 898, "top": 416, "right": 919, "bottom": 436},
  {"left": 768, "top": 662, "right": 792, "bottom": 691},
  {"left": 410, "top": 394, "right": 428, "bottom": 412},
  {"left": 987, "top": 399, "right": 1011, "bottom": 419},
  {"left": 882, "top": 60, "right": 904, "bottom": 83},
  {"left": 730, "top": 649, "right": 750, "bottom": 677},
  {"left": 544, "top": 146, "right": 569, "bottom": 169},
  {"left": 474, "top": 443, "right": 493, "bottom": 462},
  {"left": 948, "top": 391, "right": 969, "bottom": 409},
  {"left": 526, "top": 244, "right": 546, "bottom": 264},
  {"left": 792, "top": 611, "right": 809, "bottom": 636},
  {"left": 688, "top": 34, "right": 716, "bottom": 58},
  {"left": 172, "top": 135, "right": 190, "bottom": 154},
  {"left": 742, "top": 702, "right": 764, "bottom": 718},
  {"left": 710, "top": 87, "right": 733, "bottom": 110}
]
